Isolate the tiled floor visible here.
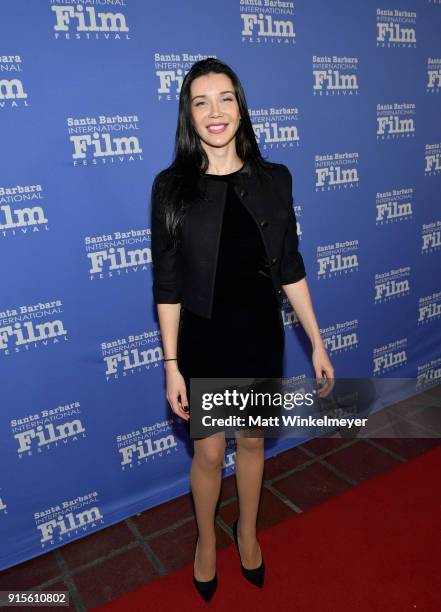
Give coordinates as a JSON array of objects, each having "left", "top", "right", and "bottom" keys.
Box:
[{"left": 1, "top": 385, "right": 440, "bottom": 611}]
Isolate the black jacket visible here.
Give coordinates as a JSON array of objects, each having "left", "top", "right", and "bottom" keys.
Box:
[{"left": 150, "top": 159, "right": 306, "bottom": 319}]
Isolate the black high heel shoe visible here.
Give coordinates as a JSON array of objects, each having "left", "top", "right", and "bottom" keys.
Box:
[
  {"left": 193, "top": 537, "right": 218, "bottom": 602},
  {"left": 232, "top": 518, "right": 265, "bottom": 587}
]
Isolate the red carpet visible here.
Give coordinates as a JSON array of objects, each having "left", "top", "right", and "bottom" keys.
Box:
[{"left": 94, "top": 445, "right": 441, "bottom": 611}]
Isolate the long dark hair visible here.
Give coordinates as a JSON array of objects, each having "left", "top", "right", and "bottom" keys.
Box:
[{"left": 152, "top": 57, "right": 274, "bottom": 250}]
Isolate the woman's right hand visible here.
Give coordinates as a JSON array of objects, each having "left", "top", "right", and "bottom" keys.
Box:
[{"left": 165, "top": 364, "right": 190, "bottom": 421}]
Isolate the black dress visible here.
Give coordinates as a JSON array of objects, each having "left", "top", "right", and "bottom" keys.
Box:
[{"left": 176, "top": 165, "right": 285, "bottom": 437}]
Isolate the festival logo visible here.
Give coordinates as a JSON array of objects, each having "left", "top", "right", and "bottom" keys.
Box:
[
  {"left": 154, "top": 52, "right": 217, "bottom": 102},
  {"left": 240, "top": 1, "right": 296, "bottom": 45},
  {"left": 67, "top": 113, "right": 143, "bottom": 166},
  {"left": 34, "top": 491, "right": 104, "bottom": 548},
  {"left": 251, "top": 106, "right": 300, "bottom": 149},
  {"left": 376, "top": 103, "right": 415, "bottom": 139},
  {"left": 117, "top": 419, "right": 178, "bottom": 470},
  {"left": 85, "top": 228, "right": 150, "bottom": 279},
  {"left": 0, "top": 183, "right": 48, "bottom": 237},
  {"left": 376, "top": 103, "right": 416, "bottom": 139},
  {"left": 0, "top": 55, "right": 28, "bottom": 109},
  {"left": 374, "top": 267, "right": 411, "bottom": 303},
  {"left": 418, "top": 291, "right": 441, "bottom": 325},
  {"left": 375, "top": 187, "right": 413, "bottom": 225},
  {"left": 0, "top": 299, "right": 68, "bottom": 356},
  {"left": 312, "top": 55, "right": 359, "bottom": 96},
  {"left": 321, "top": 320, "right": 359, "bottom": 356},
  {"left": 10, "top": 401, "right": 86, "bottom": 459},
  {"left": 376, "top": 8, "right": 417, "bottom": 47},
  {"left": 373, "top": 338, "right": 408, "bottom": 375},
  {"left": 0, "top": 492, "right": 6, "bottom": 514},
  {"left": 281, "top": 295, "right": 300, "bottom": 327},
  {"left": 317, "top": 239, "right": 359, "bottom": 278},
  {"left": 421, "top": 220, "right": 441, "bottom": 253},
  {"left": 50, "top": 0, "right": 130, "bottom": 41},
  {"left": 427, "top": 58, "right": 441, "bottom": 93},
  {"left": 315, "top": 152, "right": 359, "bottom": 191},
  {"left": 425, "top": 143, "right": 441, "bottom": 175},
  {"left": 416, "top": 357, "right": 441, "bottom": 391},
  {"left": 100, "top": 327, "right": 163, "bottom": 380}
]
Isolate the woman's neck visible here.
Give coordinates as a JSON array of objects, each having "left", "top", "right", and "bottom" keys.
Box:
[{"left": 202, "top": 159, "right": 244, "bottom": 176}]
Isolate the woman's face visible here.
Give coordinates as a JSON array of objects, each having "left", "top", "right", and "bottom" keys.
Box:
[{"left": 190, "top": 72, "right": 241, "bottom": 149}]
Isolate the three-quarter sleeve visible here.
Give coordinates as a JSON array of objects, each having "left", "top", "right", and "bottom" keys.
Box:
[
  {"left": 150, "top": 176, "right": 183, "bottom": 303},
  {"left": 278, "top": 165, "right": 307, "bottom": 285}
]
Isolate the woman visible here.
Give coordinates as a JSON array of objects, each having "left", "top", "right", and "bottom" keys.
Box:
[{"left": 150, "top": 58, "right": 334, "bottom": 602}]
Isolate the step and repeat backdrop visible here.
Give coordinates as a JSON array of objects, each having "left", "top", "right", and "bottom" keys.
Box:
[{"left": 1, "top": 0, "right": 440, "bottom": 569}]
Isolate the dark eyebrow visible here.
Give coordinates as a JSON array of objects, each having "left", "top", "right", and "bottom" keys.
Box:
[{"left": 191, "top": 90, "right": 235, "bottom": 102}]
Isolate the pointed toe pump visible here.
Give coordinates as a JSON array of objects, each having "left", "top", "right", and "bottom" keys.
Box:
[
  {"left": 193, "top": 573, "right": 218, "bottom": 603},
  {"left": 232, "top": 518, "right": 265, "bottom": 587},
  {"left": 193, "top": 538, "right": 218, "bottom": 602}
]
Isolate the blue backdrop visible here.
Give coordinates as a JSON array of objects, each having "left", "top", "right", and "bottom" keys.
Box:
[{"left": 1, "top": 0, "right": 440, "bottom": 570}]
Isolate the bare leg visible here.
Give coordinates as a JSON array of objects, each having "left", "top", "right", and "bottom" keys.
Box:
[
  {"left": 191, "top": 431, "right": 226, "bottom": 581},
  {"left": 234, "top": 434, "right": 264, "bottom": 568}
]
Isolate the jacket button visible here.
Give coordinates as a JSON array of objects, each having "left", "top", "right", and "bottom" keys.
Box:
[
  {"left": 260, "top": 219, "right": 268, "bottom": 228},
  {"left": 240, "top": 190, "right": 248, "bottom": 197},
  {"left": 271, "top": 257, "right": 278, "bottom": 265},
  {"left": 277, "top": 289, "right": 282, "bottom": 295}
]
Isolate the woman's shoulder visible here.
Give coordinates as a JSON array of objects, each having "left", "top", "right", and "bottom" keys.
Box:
[
  {"left": 255, "top": 160, "right": 291, "bottom": 184},
  {"left": 151, "top": 167, "right": 182, "bottom": 204},
  {"left": 269, "top": 161, "right": 291, "bottom": 179},
  {"left": 152, "top": 166, "right": 178, "bottom": 187}
]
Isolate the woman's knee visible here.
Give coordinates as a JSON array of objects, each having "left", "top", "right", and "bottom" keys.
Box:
[
  {"left": 236, "top": 436, "right": 264, "bottom": 452},
  {"left": 194, "top": 437, "right": 226, "bottom": 468}
]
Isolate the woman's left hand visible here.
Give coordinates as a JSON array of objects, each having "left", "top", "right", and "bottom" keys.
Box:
[{"left": 312, "top": 344, "right": 335, "bottom": 397}]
